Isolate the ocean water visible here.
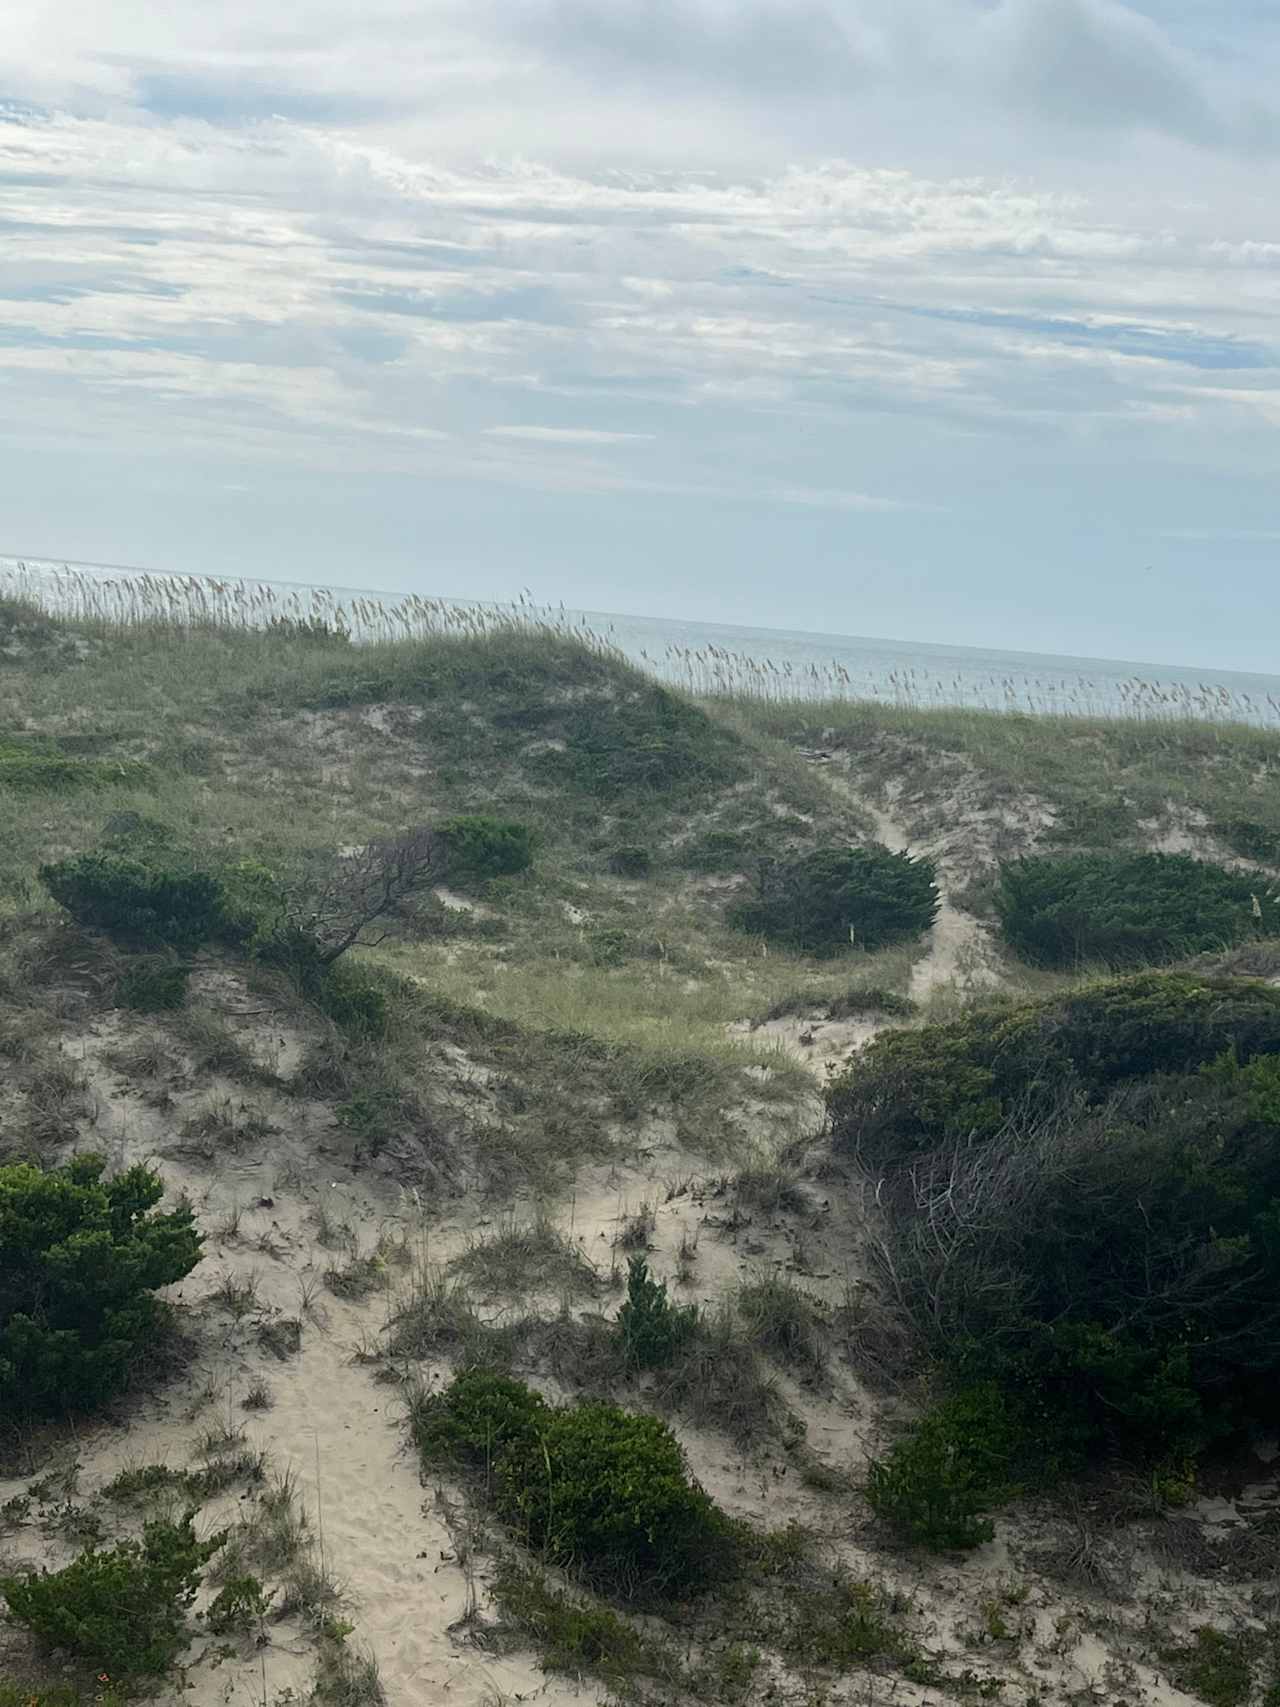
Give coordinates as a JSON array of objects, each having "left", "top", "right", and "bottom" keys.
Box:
[{"left": 4, "top": 553, "right": 1279, "bottom": 725}]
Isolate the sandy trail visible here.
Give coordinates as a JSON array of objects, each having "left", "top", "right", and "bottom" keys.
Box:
[{"left": 856, "top": 794, "right": 998, "bottom": 1004}]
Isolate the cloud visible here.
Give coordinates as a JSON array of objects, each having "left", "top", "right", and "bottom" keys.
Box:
[
  {"left": 485, "top": 425, "right": 655, "bottom": 443},
  {"left": 982, "top": 0, "right": 1223, "bottom": 142}
]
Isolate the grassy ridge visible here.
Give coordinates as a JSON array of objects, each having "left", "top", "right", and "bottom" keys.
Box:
[{"left": 734, "top": 697, "right": 1280, "bottom": 862}]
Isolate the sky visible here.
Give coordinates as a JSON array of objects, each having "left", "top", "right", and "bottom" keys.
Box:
[{"left": 1, "top": 1, "right": 1279, "bottom": 671}]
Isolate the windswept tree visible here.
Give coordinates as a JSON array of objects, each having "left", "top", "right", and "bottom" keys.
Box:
[{"left": 282, "top": 824, "right": 448, "bottom": 966}]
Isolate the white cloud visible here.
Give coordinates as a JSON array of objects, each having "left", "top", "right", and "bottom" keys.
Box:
[{"left": 485, "top": 426, "right": 655, "bottom": 443}]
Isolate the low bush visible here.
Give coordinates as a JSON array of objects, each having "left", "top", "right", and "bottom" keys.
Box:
[
  {"left": 996, "top": 851, "right": 1273, "bottom": 969},
  {"left": 535, "top": 685, "right": 744, "bottom": 800},
  {"left": 206, "top": 1573, "right": 274, "bottom": 1634},
  {"left": 606, "top": 845, "right": 652, "bottom": 879},
  {"left": 413, "top": 1369, "right": 737, "bottom": 1596},
  {"left": 729, "top": 845, "right": 939, "bottom": 955},
  {"left": 1214, "top": 818, "right": 1280, "bottom": 866},
  {"left": 439, "top": 815, "right": 536, "bottom": 886},
  {"left": 116, "top": 959, "right": 190, "bottom": 1012},
  {"left": 0, "top": 1155, "right": 203, "bottom": 1416},
  {"left": 0, "top": 737, "right": 147, "bottom": 793},
  {"left": 831, "top": 970, "right": 1280, "bottom": 1162},
  {"left": 852, "top": 1016, "right": 1280, "bottom": 1545},
  {"left": 866, "top": 1387, "right": 1015, "bottom": 1550},
  {"left": 616, "top": 1257, "right": 697, "bottom": 1371},
  {"left": 1, "top": 1513, "right": 224, "bottom": 1675},
  {"left": 40, "top": 848, "right": 258, "bottom": 952}
]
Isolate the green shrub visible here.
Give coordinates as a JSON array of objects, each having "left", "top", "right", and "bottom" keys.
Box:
[
  {"left": 677, "top": 828, "right": 754, "bottom": 874},
  {"left": 851, "top": 1010, "right": 1280, "bottom": 1543},
  {"left": 585, "top": 928, "right": 662, "bottom": 968},
  {"left": 536, "top": 686, "right": 743, "bottom": 800},
  {"left": 607, "top": 845, "right": 652, "bottom": 879},
  {"left": 1214, "top": 819, "right": 1280, "bottom": 866},
  {"left": 206, "top": 1573, "right": 274, "bottom": 1634},
  {"left": 866, "top": 1387, "right": 1014, "bottom": 1550},
  {"left": 414, "top": 1370, "right": 736, "bottom": 1596},
  {"left": 313, "top": 961, "right": 390, "bottom": 1040},
  {"left": 616, "top": 1257, "right": 697, "bottom": 1371},
  {"left": 40, "top": 851, "right": 251, "bottom": 951},
  {"left": 1, "top": 1513, "right": 224, "bottom": 1675},
  {"left": 1163, "top": 1627, "right": 1258, "bottom": 1707},
  {"left": 116, "top": 959, "right": 190, "bottom": 1012},
  {"left": 439, "top": 815, "right": 536, "bottom": 886},
  {"left": 0, "top": 737, "right": 147, "bottom": 793},
  {"left": 729, "top": 845, "right": 939, "bottom": 955},
  {"left": 0, "top": 1155, "right": 203, "bottom": 1416},
  {"left": 831, "top": 970, "right": 1280, "bottom": 1162},
  {"left": 412, "top": 1368, "right": 548, "bottom": 1470},
  {"left": 995, "top": 851, "right": 1271, "bottom": 969}
]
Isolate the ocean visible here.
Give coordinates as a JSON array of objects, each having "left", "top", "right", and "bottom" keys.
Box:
[{"left": 3, "top": 553, "right": 1278, "bottom": 726}]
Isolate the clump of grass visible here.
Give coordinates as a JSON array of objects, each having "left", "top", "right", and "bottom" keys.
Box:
[
  {"left": 451, "top": 1215, "right": 601, "bottom": 1300},
  {"left": 323, "top": 1231, "right": 409, "bottom": 1301},
  {"left": 385, "top": 1267, "right": 519, "bottom": 1366},
  {"left": 657, "top": 1304, "right": 796, "bottom": 1446},
  {"left": 311, "top": 1637, "right": 386, "bottom": 1706},
  {"left": 180, "top": 1096, "right": 279, "bottom": 1156},
  {"left": 615, "top": 1202, "right": 656, "bottom": 1252},
  {"left": 737, "top": 1274, "right": 831, "bottom": 1380},
  {"left": 728, "top": 1163, "right": 808, "bottom": 1217}
]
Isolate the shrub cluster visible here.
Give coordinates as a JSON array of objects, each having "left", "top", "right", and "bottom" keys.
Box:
[
  {"left": 2, "top": 1513, "right": 224, "bottom": 1674},
  {"left": 439, "top": 815, "right": 536, "bottom": 886},
  {"left": 996, "top": 851, "right": 1271, "bottom": 969},
  {"left": 845, "top": 977, "right": 1280, "bottom": 1548},
  {"left": 0, "top": 1155, "right": 203, "bottom": 1416},
  {"left": 413, "top": 1369, "right": 736, "bottom": 1596},
  {"left": 729, "top": 845, "right": 939, "bottom": 955},
  {"left": 831, "top": 970, "right": 1280, "bottom": 1164},
  {"left": 40, "top": 842, "right": 269, "bottom": 953},
  {"left": 533, "top": 685, "right": 744, "bottom": 800}
]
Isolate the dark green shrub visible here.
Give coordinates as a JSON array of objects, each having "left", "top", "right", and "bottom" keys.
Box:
[
  {"left": 414, "top": 1370, "right": 736, "bottom": 1597},
  {"left": 497, "top": 1400, "right": 735, "bottom": 1595},
  {"left": 412, "top": 1368, "right": 549, "bottom": 1470},
  {"left": 866, "top": 1387, "right": 1014, "bottom": 1550},
  {"left": 995, "top": 852, "right": 1270, "bottom": 969},
  {"left": 1214, "top": 819, "right": 1280, "bottom": 866},
  {"left": 831, "top": 970, "right": 1280, "bottom": 1162},
  {"left": 1, "top": 1513, "right": 224, "bottom": 1674},
  {"left": 729, "top": 845, "right": 939, "bottom": 955},
  {"left": 0, "top": 1155, "right": 203, "bottom": 1416},
  {"left": 439, "top": 815, "right": 536, "bottom": 886},
  {"left": 607, "top": 845, "right": 652, "bottom": 879},
  {"left": 616, "top": 1257, "right": 697, "bottom": 1371},
  {"left": 116, "top": 959, "right": 190, "bottom": 1012},
  {"left": 40, "top": 851, "right": 249, "bottom": 951},
  {"left": 852, "top": 1016, "right": 1280, "bottom": 1544}
]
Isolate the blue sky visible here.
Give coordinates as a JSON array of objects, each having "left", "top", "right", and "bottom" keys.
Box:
[{"left": 1, "top": 1, "right": 1278, "bottom": 669}]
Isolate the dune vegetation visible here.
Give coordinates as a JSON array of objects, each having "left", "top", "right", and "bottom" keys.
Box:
[{"left": 0, "top": 575, "right": 1279, "bottom": 1707}]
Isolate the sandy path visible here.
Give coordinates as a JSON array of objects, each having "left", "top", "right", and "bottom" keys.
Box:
[{"left": 856, "top": 795, "right": 997, "bottom": 1003}]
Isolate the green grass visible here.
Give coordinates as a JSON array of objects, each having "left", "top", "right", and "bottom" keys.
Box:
[{"left": 738, "top": 697, "right": 1280, "bottom": 863}]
